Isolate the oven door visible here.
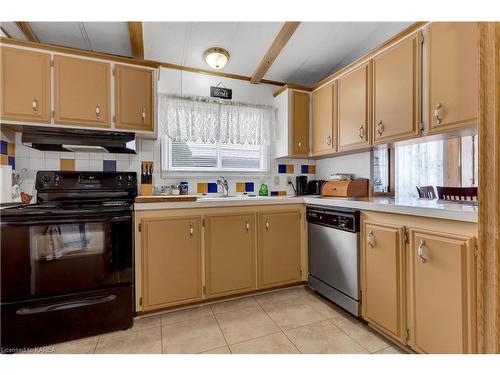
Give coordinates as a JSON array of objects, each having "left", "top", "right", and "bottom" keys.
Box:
[{"left": 1, "top": 211, "right": 133, "bottom": 302}]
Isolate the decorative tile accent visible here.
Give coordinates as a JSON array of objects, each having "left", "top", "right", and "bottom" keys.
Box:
[
  {"left": 60, "top": 159, "right": 75, "bottom": 171},
  {"left": 197, "top": 183, "right": 208, "bottom": 194},
  {"left": 103, "top": 160, "right": 117, "bottom": 172},
  {"left": 301, "top": 165, "right": 316, "bottom": 174},
  {"left": 270, "top": 191, "right": 287, "bottom": 196},
  {"left": 0, "top": 140, "right": 7, "bottom": 155},
  {"left": 309, "top": 165, "right": 316, "bottom": 174},
  {"left": 8, "top": 156, "right": 15, "bottom": 169},
  {"left": 7, "top": 143, "right": 15, "bottom": 156},
  {"left": 236, "top": 182, "right": 245, "bottom": 193},
  {"left": 0, "top": 154, "right": 8, "bottom": 165},
  {"left": 245, "top": 182, "right": 254, "bottom": 192},
  {"left": 278, "top": 191, "right": 287, "bottom": 196},
  {"left": 270, "top": 191, "right": 279, "bottom": 196},
  {"left": 286, "top": 164, "right": 294, "bottom": 174},
  {"left": 278, "top": 164, "right": 286, "bottom": 173},
  {"left": 207, "top": 182, "right": 218, "bottom": 193}
]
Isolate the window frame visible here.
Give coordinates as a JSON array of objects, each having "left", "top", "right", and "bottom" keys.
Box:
[{"left": 161, "top": 135, "right": 271, "bottom": 177}]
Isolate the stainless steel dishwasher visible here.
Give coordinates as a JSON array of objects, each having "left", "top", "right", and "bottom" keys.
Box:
[{"left": 307, "top": 205, "right": 360, "bottom": 316}]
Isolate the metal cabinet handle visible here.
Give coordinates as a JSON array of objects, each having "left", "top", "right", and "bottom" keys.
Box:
[
  {"left": 358, "top": 125, "right": 365, "bottom": 140},
  {"left": 189, "top": 223, "right": 194, "bottom": 237},
  {"left": 367, "top": 230, "right": 375, "bottom": 248},
  {"left": 417, "top": 239, "right": 427, "bottom": 263},
  {"left": 141, "top": 107, "right": 146, "bottom": 122},
  {"left": 265, "top": 219, "right": 270, "bottom": 231},
  {"left": 245, "top": 221, "right": 250, "bottom": 232},
  {"left": 434, "top": 103, "right": 443, "bottom": 125},
  {"left": 95, "top": 104, "right": 101, "bottom": 119},
  {"left": 298, "top": 141, "right": 302, "bottom": 148},
  {"left": 32, "top": 98, "right": 38, "bottom": 112},
  {"left": 377, "top": 120, "right": 384, "bottom": 136},
  {"left": 326, "top": 136, "right": 332, "bottom": 146}
]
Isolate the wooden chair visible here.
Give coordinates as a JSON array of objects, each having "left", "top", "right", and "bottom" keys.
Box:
[
  {"left": 416, "top": 186, "right": 436, "bottom": 199},
  {"left": 436, "top": 186, "right": 478, "bottom": 201}
]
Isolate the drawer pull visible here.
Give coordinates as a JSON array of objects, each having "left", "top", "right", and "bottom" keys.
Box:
[
  {"left": 358, "top": 125, "right": 365, "bottom": 140},
  {"left": 96, "top": 104, "right": 101, "bottom": 119},
  {"left": 32, "top": 98, "right": 38, "bottom": 112},
  {"left": 434, "top": 103, "right": 443, "bottom": 125},
  {"left": 265, "top": 219, "right": 270, "bottom": 231},
  {"left": 417, "top": 239, "right": 427, "bottom": 263},
  {"left": 367, "top": 230, "right": 375, "bottom": 248},
  {"left": 141, "top": 107, "right": 146, "bottom": 122},
  {"left": 377, "top": 120, "right": 384, "bottom": 136},
  {"left": 245, "top": 221, "right": 250, "bottom": 232},
  {"left": 326, "top": 136, "right": 332, "bottom": 146},
  {"left": 189, "top": 223, "right": 194, "bottom": 236}
]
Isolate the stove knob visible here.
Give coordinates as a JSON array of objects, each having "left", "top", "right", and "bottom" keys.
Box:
[
  {"left": 116, "top": 175, "right": 123, "bottom": 182},
  {"left": 53, "top": 174, "right": 62, "bottom": 184},
  {"left": 126, "top": 174, "right": 134, "bottom": 182},
  {"left": 42, "top": 175, "right": 51, "bottom": 184}
]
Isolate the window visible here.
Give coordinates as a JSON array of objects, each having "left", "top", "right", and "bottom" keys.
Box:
[
  {"left": 394, "top": 135, "right": 478, "bottom": 198},
  {"left": 163, "top": 136, "right": 268, "bottom": 173}
]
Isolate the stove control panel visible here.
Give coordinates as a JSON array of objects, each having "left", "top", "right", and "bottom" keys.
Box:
[{"left": 36, "top": 171, "right": 137, "bottom": 190}]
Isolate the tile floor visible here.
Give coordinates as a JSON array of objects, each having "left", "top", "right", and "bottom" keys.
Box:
[{"left": 42, "top": 286, "right": 409, "bottom": 354}]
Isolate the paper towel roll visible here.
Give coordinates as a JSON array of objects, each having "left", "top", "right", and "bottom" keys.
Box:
[{"left": 1, "top": 165, "right": 13, "bottom": 203}]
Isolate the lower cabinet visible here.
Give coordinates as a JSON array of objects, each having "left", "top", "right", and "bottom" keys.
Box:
[
  {"left": 362, "top": 221, "right": 406, "bottom": 343},
  {"left": 141, "top": 216, "right": 202, "bottom": 311},
  {"left": 361, "top": 215, "right": 477, "bottom": 353},
  {"left": 205, "top": 213, "right": 256, "bottom": 298},
  {"left": 258, "top": 210, "right": 302, "bottom": 288},
  {"left": 408, "top": 229, "right": 476, "bottom": 354}
]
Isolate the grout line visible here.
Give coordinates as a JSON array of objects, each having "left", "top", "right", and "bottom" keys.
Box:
[
  {"left": 210, "top": 304, "right": 231, "bottom": 354},
  {"left": 93, "top": 335, "right": 100, "bottom": 354},
  {"left": 160, "top": 319, "right": 164, "bottom": 354}
]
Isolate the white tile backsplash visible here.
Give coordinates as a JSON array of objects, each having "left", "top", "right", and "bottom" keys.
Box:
[
  {"left": 89, "top": 159, "right": 103, "bottom": 171},
  {"left": 75, "top": 159, "right": 90, "bottom": 171}
]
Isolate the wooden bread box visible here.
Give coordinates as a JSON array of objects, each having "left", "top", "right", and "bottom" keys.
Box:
[{"left": 321, "top": 179, "right": 369, "bottom": 197}]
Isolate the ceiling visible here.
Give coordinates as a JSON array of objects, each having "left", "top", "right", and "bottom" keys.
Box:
[{"left": 0, "top": 21, "right": 412, "bottom": 86}]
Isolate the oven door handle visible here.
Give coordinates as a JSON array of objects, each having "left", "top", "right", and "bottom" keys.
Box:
[
  {"left": 2, "top": 215, "right": 131, "bottom": 226},
  {"left": 16, "top": 294, "right": 117, "bottom": 315}
]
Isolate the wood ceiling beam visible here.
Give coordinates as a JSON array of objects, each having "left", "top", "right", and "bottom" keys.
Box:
[
  {"left": 128, "top": 22, "right": 144, "bottom": 60},
  {"left": 15, "top": 22, "right": 39, "bottom": 43},
  {"left": 250, "top": 21, "right": 301, "bottom": 84}
]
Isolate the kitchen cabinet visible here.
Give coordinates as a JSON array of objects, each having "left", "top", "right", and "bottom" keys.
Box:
[
  {"left": 408, "top": 229, "right": 476, "bottom": 353},
  {"left": 258, "top": 210, "right": 301, "bottom": 288},
  {"left": 140, "top": 216, "right": 202, "bottom": 310},
  {"left": 337, "top": 62, "right": 371, "bottom": 152},
  {"left": 1, "top": 47, "right": 51, "bottom": 123},
  {"left": 54, "top": 55, "right": 111, "bottom": 127},
  {"left": 115, "top": 64, "right": 154, "bottom": 132},
  {"left": 311, "top": 82, "right": 336, "bottom": 156},
  {"left": 275, "top": 89, "right": 310, "bottom": 158},
  {"left": 205, "top": 213, "right": 256, "bottom": 298},
  {"left": 373, "top": 34, "right": 421, "bottom": 144},
  {"left": 427, "top": 22, "right": 478, "bottom": 133},
  {"left": 361, "top": 222, "right": 406, "bottom": 344}
]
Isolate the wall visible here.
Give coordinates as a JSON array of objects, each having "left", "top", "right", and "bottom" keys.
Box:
[
  {"left": 315, "top": 152, "right": 371, "bottom": 180},
  {"left": 5, "top": 67, "right": 316, "bottom": 201}
]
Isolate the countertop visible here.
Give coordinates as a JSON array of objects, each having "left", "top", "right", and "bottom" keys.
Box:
[{"left": 134, "top": 195, "right": 478, "bottom": 223}]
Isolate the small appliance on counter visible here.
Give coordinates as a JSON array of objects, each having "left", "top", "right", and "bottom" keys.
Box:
[
  {"left": 307, "top": 180, "right": 326, "bottom": 195},
  {"left": 296, "top": 175, "right": 308, "bottom": 195},
  {"left": 321, "top": 178, "right": 369, "bottom": 197}
]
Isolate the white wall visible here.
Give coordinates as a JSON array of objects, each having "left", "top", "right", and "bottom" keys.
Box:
[
  {"left": 315, "top": 152, "right": 371, "bottom": 180},
  {"left": 158, "top": 68, "right": 276, "bottom": 105}
]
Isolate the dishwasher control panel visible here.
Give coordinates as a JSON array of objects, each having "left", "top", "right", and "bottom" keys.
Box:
[{"left": 306, "top": 206, "right": 360, "bottom": 233}]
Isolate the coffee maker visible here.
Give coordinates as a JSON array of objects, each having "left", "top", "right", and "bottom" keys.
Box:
[{"left": 296, "top": 176, "right": 308, "bottom": 195}]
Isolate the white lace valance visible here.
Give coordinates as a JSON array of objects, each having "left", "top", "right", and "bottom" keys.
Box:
[{"left": 159, "top": 94, "right": 274, "bottom": 145}]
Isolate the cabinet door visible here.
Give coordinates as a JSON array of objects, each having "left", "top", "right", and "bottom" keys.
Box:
[
  {"left": 205, "top": 213, "right": 256, "bottom": 298},
  {"left": 408, "top": 229, "right": 476, "bottom": 353},
  {"left": 115, "top": 64, "right": 154, "bottom": 132},
  {"left": 338, "top": 63, "right": 370, "bottom": 152},
  {"left": 1, "top": 47, "right": 51, "bottom": 123},
  {"left": 312, "top": 82, "right": 336, "bottom": 155},
  {"left": 373, "top": 34, "right": 420, "bottom": 144},
  {"left": 427, "top": 22, "right": 478, "bottom": 133},
  {"left": 291, "top": 91, "right": 309, "bottom": 156},
  {"left": 141, "top": 216, "right": 202, "bottom": 310},
  {"left": 258, "top": 211, "right": 301, "bottom": 288},
  {"left": 54, "top": 55, "right": 111, "bottom": 127},
  {"left": 362, "top": 222, "right": 406, "bottom": 344}
]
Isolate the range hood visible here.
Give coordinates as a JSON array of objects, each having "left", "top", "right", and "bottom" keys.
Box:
[{"left": 22, "top": 126, "right": 136, "bottom": 154}]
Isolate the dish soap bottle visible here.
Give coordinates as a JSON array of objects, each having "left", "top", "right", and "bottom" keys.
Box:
[{"left": 259, "top": 183, "right": 269, "bottom": 196}]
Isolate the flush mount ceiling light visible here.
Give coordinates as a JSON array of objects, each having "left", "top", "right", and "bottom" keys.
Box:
[{"left": 203, "top": 47, "right": 230, "bottom": 70}]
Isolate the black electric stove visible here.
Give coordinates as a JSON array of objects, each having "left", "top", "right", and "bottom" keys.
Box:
[{"left": 0, "top": 171, "right": 137, "bottom": 352}]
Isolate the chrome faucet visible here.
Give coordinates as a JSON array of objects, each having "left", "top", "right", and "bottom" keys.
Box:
[{"left": 216, "top": 176, "right": 229, "bottom": 197}]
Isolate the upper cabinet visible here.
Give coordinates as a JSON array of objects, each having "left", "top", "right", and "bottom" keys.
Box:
[
  {"left": 1, "top": 47, "right": 51, "bottom": 123},
  {"left": 275, "top": 89, "right": 310, "bottom": 158},
  {"left": 54, "top": 55, "right": 111, "bottom": 127},
  {"left": 427, "top": 22, "right": 478, "bottom": 133},
  {"left": 373, "top": 34, "right": 421, "bottom": 144},
  {"left": 337, "top": 62, "right": 371, "bottom": 152},
  {"left": 311, "top": 82, "right": 336, "bottom": 156},
  {"left": 115, "top": 64, "right": 154, "bottom": 132}
]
